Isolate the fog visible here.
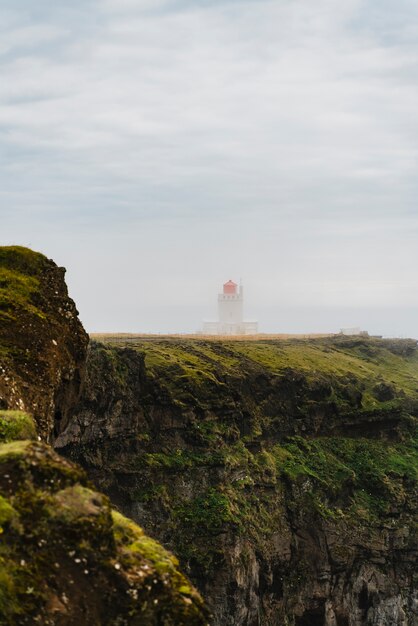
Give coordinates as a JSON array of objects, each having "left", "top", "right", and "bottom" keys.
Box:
[{"left": 1, "top": 0, "right": 418, "bottom": 338}]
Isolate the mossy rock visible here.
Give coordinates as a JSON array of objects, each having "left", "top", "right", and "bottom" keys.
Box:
[
  {"left": 0, "top": 440, "right": 208, "bottom": 625},
  {"left": 0, "top": 411, "right": 37, "bottom": 443},
  {"left": 0, "top": 245, "right": 89, "bottom": 441},
  {"left": 0, "top": 495, "right": 18, "bottom": 532}
]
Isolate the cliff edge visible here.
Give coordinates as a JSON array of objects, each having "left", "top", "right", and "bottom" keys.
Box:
[
  {"left": 0, "top": 247, "right": 207, "bottom": 625},
  {"left": 0, "top": 246, "right": 88, "bottom": 441},
  {"left": 57, "top": 337, "right": 418, "bottom": 625}
]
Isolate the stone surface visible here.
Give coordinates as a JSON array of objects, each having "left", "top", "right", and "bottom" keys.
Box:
[
  {"left": 0, "top": 246, "right": 208, "bottom": 625},
  {"left": 0, "top": 246, "right": 88, "bottom": 441},
  {"left": 57, "top": 338, "right": 418, "bottom": 625},
  {"left": 0, "top": 430, "right": 207, "bottom": 625}
]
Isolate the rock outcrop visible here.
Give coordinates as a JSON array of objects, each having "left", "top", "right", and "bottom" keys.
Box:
[
  {"left": 56, "top": 338, "right": 418, "bottom": 625},
  {"left": 0, "top": 246, "right": 88, "bottom": 441},
  {"left": 2, "top": 244, "right": 415, "bottom": 625},
  {"left": 0, "top": 409, "right": 207, "bottom": 625},
  {"left": 0, "top": 247, "right": 207, "bottom": 625},
  {"left": 0, "top": 410, "right": 207, "bottom": 626}
]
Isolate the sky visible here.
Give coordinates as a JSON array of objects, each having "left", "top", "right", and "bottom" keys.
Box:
[{"left": 1, "top": 0, "right": 418, "bottom": 336}]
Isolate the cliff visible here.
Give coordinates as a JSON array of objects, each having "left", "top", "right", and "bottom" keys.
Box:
[
  {"left": 0, "top": 247, "right": 207, "bottom": 625},
  {"left": 0, "top": 246, "right": 88, "bottom": 441},
  {"left": 0, "top": 410, "right": 206, "bottom": 625},
  {"left": 56, "top": 337, "right": 418, "bottom": 625}
]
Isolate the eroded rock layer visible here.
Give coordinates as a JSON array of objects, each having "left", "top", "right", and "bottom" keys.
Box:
[
  {"left": 0, "top": 246, "right": 88, "bottom": 441},
  {"left": 0, "top": 410, "right": 206, "bottom": 626},
  {"left": 0, "top": 246, "right": 207, "bottom": 625},
  {"left": 57, "top": 338, "right": 418, "bottom": 625}
]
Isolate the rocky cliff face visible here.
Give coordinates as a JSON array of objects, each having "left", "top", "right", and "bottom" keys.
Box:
[
  {"left": 0, "top": 246, "right": 88, "bottom": 441},
  {"left": 0, "top": 247, "right": 207, "bottom": 625},
  {"left": 56, "top": 338, "right": 418, "bottom": 625},
  {"left": 0, "top": 411, "right": 207, "bottom": 626}
]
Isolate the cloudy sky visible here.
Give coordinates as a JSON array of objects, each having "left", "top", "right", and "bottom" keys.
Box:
[{"left": 2, "top": 0, "right": 418, "bottom": 336}]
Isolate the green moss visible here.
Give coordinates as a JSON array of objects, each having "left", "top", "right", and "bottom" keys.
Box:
[
  {"left": 128, "top": 535, "right": 179, "bottom": 574},
  {"left": 156, "top": 432, "right": 417, "bottom": 570},
  {"left": 0, "top": 267, "right": 46, "bottom": 322},
  {"left": 0, "top": 267, "right": 39, "bottom": 299},
  {"left": 0, "top": 411, "right": 37, "bottom": 443},
  {"left": 122, "top": 338, "right": 418, "bottom": 524},
  {"left": 0, "top": 496, "right": 17, "bottom": 532},
  {"left": 0, "top": 246, "right": 48, "bottom": 275},
  {"left": 76, "top": 336, "right": 418, "bottom": 585},
  {"left": 0, "top": 247, "right": 58, "bottom": 373},
  {"left": 138, "top": 442, "right": 250, "bottom": 472},
  {"left": 91, "top": 345, "right": 133, "bottom": 387},
  {"left": 95, "top": 336, "right": 418, "bottom": 424},
  {"left": 0, "top": 440, "right": 207, "bottom": 624},
  {"left": 269, "top": 435, "right": 418, "bottom": 519},
  {"left": 140, "top": 449, "right": 205, "bottom": 469},
  {"left": 174, "top": 488, "right": 238, "bottom": 535},
  {"left": 112, "top": 511, "right": 200, "bottom": 594},
  {"left": 0, "top": 564, "right": 20, "bottom": 622},
  {"left": 47, "top": 485, "right": 106, "bottom": 523},
  {"left": 0, "top": 440, "right": 31, "bottom": 462}
]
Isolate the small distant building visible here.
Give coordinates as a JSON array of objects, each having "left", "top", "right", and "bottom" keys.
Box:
[
  {"left": 340, "top": 327, "right": 369, "bottom": 336},
  {"left": 202, "top": 280, "right": 258, "bottom": 336}
]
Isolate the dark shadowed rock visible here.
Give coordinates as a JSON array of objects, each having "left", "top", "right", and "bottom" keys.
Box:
[
  {"left": 0, "top": 246, "right": 88, "bottom": 441},
  {"left": 0, "top": 246, "right": 208, "bottom": 626},
  {"left": 57, "top": 337, "right": 418, "bottom": 625},
  {"left": 0, "top": 416, "right": 207, "bottom": 625}
]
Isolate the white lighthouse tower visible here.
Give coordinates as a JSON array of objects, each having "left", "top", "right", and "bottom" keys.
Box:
[
  {"left": 202, "top": 280, "right": 258, "bottom": 335},
  {"left": 218, "top": 280, "right": 243, "bottom": 325}
]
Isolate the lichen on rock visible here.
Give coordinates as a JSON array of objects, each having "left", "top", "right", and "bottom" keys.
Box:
[
  {"left": 0, "top": 246, "right": 89, "bottom": 441},
  {"left": 0, "top": 436, "right": 207, "bottom": 625},
  {"left": 0, "top": 410, "right": 37, "bottom": 443},
  {"left": 0, "top": 246, "right": 208, "bottom": 625},
  {"left": 58, "top": 337, "right": 418, "bottom": 625}
]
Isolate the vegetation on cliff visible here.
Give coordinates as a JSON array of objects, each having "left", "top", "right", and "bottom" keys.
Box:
[
  {"left": 139, "top": 335, "right": 418, "bottom": 414},
  {"left": 0, "top": 411, "right": 207, "bottom": 625},
  {"left": 2, "top": 244, "right": 417, "bottom": 624},
  {"left": 0, "top": 246, "right": 208, "bottom": 626},
  {"left": 59, "top": 337, "right": 418, "bottom": 624},
  {"left": 0, "top": 246, "right": 89, "bottom": 440}
]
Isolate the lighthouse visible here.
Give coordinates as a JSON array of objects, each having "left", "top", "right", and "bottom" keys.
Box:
[
  {"left": 202, "top": 280, "right": 258, "bottom": 335},
  {"left": 218, "top": 280, "right": 243, "bottom": 324}
]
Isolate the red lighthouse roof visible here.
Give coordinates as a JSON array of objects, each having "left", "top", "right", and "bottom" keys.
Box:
[{"left": 223, "top": 280, "right": 237, "bottom": 294}]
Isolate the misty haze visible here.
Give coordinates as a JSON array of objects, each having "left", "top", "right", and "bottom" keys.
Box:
[{"left": 1, "top": 1, "right": 417, "bottom": 625}]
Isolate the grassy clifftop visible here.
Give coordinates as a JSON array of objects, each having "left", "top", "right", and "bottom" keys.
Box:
[
  {"left": 94, "top": 334, "right": 418, "bottom": 522},
  {"left": 0, "top": 246, "right": 89, "bottom": 440},
  {"left": 0, "top": 246, "right": 49, "bottom": 329},
  {"left": 93, "top": 335, "right": 418, "bottom": 440},
  {"left": 141, "top": 334, "right": 418, "bottom": 397},
  {"left": 59, "top": 336, "right": 418, "bottom": 623}
]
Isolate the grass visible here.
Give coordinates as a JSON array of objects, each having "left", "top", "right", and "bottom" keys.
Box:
[
  {"left": 0, "top": 273, "right": 46, "bottom": 322},
  {"left": 0, "top": 411, "right": 37, "bottom": 443},
  {"left": 273, "top": 435, "right": 418, "bottom": 516},
  {"left": 74, "top": 336, "right": 418, "bottom": 578},
  {"left": 174, "top": 488, "right": 238, "bottom": 534},
  {"left": 0, "top": 496, "right": 17, "bottom": 532},
  {"left": 0, "top": 247, "right": 53, "bottom": 320},
  {"left": 132, "top": 431, "right": 417, "bottom": 575},
  {"left": 0, "top": 246, "right": 48, "bottom": 276},
  {"left": 88, "top": 336, "right": 418, "bottom": 521},
  {"left": 93, "top": 336, "right": 418, "bottom": 414},
  {"left": 0, "top": 247, "right": 52, "bottom": 361},
  {"left": 137, "top": 433, "right": 417, "bottom": 565}
]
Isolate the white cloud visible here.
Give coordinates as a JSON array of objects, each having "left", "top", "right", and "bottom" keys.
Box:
[{"left": 1, "top": 0, "right": 418, "bottom": 333}]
